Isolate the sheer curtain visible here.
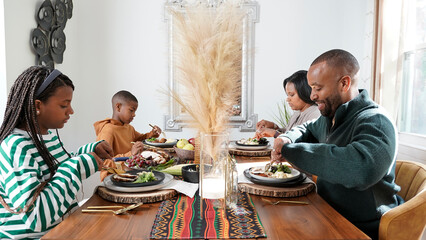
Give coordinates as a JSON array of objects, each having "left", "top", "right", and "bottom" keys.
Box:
[
  {"left": 374, "top": 0, "right": 426, "bottom": 166},
  {"left": 372, "top": 0, "right": 406, "bottom": 121},
  {"left": 372, "top": 0, "right": 407, "bottom": 121}
]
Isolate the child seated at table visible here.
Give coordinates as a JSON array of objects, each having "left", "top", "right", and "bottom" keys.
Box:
[
  {"left": 0, "top": 66, "right": 113, "bottom": 239},
  {"left": 93, "top": 90, "right": 161, "bottom": 158}
]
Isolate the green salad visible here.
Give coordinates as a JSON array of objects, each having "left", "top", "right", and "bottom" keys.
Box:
[
  {"left": 269, "top": 163, "right": 291, "bottom": 174},
  {"left": 133, "top": 171, "right": 156, "bottom": 183}
]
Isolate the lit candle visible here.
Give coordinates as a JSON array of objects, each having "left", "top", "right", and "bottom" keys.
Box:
[{"left": 201, "top": 178, "right": 225, "bottom": 199}]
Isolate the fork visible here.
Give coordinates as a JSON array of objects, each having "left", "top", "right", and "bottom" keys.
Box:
[
  {"left": 82, "top": 202, "right": 143, "bottom": 215},
  {"left": 262, "top": 198, "right": 309, "bottom": 205}
]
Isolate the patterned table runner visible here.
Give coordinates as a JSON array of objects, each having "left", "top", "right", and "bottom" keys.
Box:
[{"left": 150, "top": 192, "right": 267, "bottom": 239}]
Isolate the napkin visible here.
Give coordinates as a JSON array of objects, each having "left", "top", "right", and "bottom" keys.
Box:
[{"left": 161, "top": 179, "right": 199, "bottom": 198}]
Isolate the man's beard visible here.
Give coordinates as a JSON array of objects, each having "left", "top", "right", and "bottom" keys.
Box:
[{"left": 317, "top": 93, "right": 341, "bottom": 118}]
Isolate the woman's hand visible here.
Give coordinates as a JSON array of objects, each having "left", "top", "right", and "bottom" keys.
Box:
[
  {"left": 255, "top": 128, "right": 277, "bottom": 139},
  {"left": 95, "top": 141, "right": 114, "bottom": 159},
  {"left": 256, "top": 119, "right": 276, "bottom": 130},
  {"left": 131, "top": 141, "right": 144, "bottom": 155}
]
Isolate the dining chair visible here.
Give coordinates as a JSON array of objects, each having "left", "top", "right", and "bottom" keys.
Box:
[{"left": 379, "top": 160, "right": 426, "bottom": 240}]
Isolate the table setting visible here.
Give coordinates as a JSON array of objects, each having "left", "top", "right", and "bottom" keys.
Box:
[
  {"left": 237, "top": 161, "right": 316, "bottom": 198},
  {"left": 228, "top": 137, "right": 273, "bottom": 157}
]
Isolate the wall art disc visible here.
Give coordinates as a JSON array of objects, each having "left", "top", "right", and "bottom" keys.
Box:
[
  {"left": 54, "top": 0, "right": 67, "bottom": 29},
  {"left": 37, "top": 0, "right": 55, "bottom": 32},
  {"left": 30, "top": 28, "right": 49, "bottom": 56},
  {"left": 50, "top": 27, "right": 66, "bottom": 63}
]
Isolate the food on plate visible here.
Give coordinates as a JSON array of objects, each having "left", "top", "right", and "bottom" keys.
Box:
[
  {"left": 133, "top": 171, "right": 156, "bottom": 183},
  {"left": 250, "top": 163, "right": 293, "bottom": 179},
  {"left": 176, "top": 138, "right": 194, "bottom": 150},
  {"left": 166, "top": 138, "right": 176, "bottom": 143},
  {"left": 101, "top": 160, "right": 132, "bottom": 181},
  {"left": 126, "top": 150, "right": 170, "bottom": 168},
  {"left": 112, "top": 171, "right": 157, "bottom": 184},
  {"left": 146, "top": 137, "right": 167, "bottom": 143},
  {"left": 112, "top": 173, "right": 138, "bottom": 182},
  {"left": 103, "top": 162, "right": 127, "bottom": 175},
  {"left": 237, "top": 137, "right": 268, "bottom": 145}
]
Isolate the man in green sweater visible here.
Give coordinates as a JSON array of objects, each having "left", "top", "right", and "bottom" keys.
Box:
[{"left": 272, "top": 49, "right": 402, "bottom": 240}]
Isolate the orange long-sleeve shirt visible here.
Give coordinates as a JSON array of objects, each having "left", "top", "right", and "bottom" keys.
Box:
[{"left": 93, "top": 118, "right": 154, "bottom": 158}]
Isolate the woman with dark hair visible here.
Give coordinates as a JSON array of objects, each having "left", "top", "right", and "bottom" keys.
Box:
[
  {"left": 256, "top": 70, "right": 320, "bottom": 138},
  {"left": 0, "top": 66, "right": 113, "bottom": 239}
]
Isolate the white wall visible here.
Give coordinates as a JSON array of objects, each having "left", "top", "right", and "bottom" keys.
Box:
[
  {"left": 2, "top": 0, "right": 373, "bottom": 199},
  {"left": 253, "top": 0, "right": 372, "bottom": 127},
  {"left": 0, "top": 0, "right": 7, "bottom": 122}
]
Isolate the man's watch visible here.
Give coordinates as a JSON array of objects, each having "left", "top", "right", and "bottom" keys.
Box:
[{"left": 273, "top": 130, "right": 281, "bottom": 138}]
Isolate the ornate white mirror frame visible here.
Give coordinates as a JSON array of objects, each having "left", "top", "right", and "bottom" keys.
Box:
[{"left": 163, "top": 0, "right": 259, "bottom": 132}]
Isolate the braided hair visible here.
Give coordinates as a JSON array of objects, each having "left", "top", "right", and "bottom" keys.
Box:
[{"left": 0, "top": 66, "right": 74, "bottom": 179}]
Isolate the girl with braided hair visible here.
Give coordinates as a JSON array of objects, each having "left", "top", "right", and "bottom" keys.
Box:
[{"left": 0, "top": 66, "right": 113, "bottom": 239}]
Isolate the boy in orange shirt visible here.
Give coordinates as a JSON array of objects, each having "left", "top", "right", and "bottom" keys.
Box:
[{"left": 94, "top": 90, "right": 161, "bottom": 158}]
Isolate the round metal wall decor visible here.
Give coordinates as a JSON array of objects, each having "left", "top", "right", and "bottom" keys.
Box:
[{"left": 31, "top": 0, "right": 73, "bottom": 68}]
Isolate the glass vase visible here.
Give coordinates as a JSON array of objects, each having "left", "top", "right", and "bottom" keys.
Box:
[
  {"left": 225, "top": 155, "right": 238, "bottom": 208},
  {"left": 199, "top": 132, "right": 229, "bottom": 210}
]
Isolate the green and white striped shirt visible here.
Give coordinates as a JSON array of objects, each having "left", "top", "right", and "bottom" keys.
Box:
[{"left": 0, "top": 128, "right": 99, "bottom": 239}]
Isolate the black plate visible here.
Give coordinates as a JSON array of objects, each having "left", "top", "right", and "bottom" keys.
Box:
[
  {"left": 111, "top": 169, "right": 165, "bottom": 187},
  {"left": 235, "top": 140, "right": 269, "bottom": 147},
  {"left": 143, "top": 139, "right": 177, "bottom": 148},
  {"left": 243, "top": 169, "right": 307, "bottom": 187}
]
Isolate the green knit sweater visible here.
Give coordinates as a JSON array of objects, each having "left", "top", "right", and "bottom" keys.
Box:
[{"left": 281, "top": 89, "right": 401, "bottom": 238}]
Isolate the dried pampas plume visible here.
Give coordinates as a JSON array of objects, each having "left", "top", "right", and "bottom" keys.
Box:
[{"left": 168, "top": 1, "right": 244, "bottom": 134}]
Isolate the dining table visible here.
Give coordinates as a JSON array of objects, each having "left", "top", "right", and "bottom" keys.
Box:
[{"left": 41, "top": 155, "right": 371, "bottom": 240}]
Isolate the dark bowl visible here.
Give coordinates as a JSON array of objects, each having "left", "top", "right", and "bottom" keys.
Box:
[{"left": 182, "top": 164, "right": 199, "bottom": 183}]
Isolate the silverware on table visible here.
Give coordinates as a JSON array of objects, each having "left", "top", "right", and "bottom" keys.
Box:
[
  {"left": 262, "top": 198, "right": 309, "bottom": 205},
  {"left": 82, "top": 202, "right": 143, "bottom": 215}
]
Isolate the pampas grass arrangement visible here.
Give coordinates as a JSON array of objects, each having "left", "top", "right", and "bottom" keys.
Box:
[
  {"left": 168, "top": 1, "right": 244, "bottom": 135},
  {"left": 167, "top": 1, "right": 246, "bottom": 206}
]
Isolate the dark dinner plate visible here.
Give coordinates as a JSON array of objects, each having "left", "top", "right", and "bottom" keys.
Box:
[
  {"left": 248, "top": 167, "right": 300, "bottom": 182},
  {"left": 243, "top": 169, "right": 307, "bottom": 187},
  {"left": 143, "top": 139, "right": 177, "bottom": 148},
  {"left": 111, "top": 169, "right": 165, "bottom": 187},
  {"left": 235, "top": 140, "right": 269, "bottom": 147}
]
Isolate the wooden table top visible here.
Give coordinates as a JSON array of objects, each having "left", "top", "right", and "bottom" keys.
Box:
[{"left": 42, "top": 156, "right": 371, "bottom": 240}]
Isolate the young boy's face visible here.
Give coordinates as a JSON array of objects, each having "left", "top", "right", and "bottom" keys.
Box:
[{"left": 117, "top": 100, "right": 138, "bottom": 124}]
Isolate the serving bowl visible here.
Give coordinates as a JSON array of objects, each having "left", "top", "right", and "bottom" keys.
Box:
[
  {"left": 181, "top": 164, "right": 199, "bottom": 183},
  {"left": 173, "top": 146, "right": 195, "bottom": 161}
]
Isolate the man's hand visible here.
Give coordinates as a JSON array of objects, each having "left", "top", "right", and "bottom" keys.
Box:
[
  {"left": 271, "top": 137, "right": 291, "bottom": 163},
  {"left": 131, "top": 141, "right": 144, "bottom": 155},
  {"left": 95, "top": 141, "right": 114, "bottom": 159}
]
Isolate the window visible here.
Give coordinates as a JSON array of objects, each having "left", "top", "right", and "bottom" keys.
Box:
[{"left": 398, "top": 0, "right": 426, "bottom": 136}]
